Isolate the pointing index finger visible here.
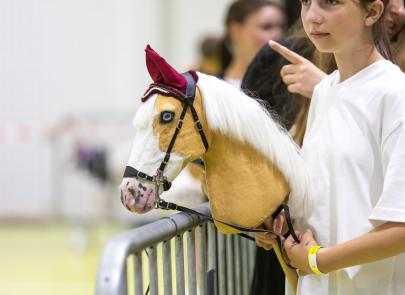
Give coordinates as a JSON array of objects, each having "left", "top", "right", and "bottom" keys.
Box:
[{"left": 269, "top": 40, "right": 304, "bottom": 64}]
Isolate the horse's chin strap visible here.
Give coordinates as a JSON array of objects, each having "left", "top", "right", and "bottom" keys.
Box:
[
  {"left": 157, "top": 199, "right": 300, "bottom": 269},
  {"left": 123, "top": 72, "right": 209, "bottom": 207}
]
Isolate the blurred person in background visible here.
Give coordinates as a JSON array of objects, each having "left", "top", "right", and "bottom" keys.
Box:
[
  {"left": 218, "top": 0, "right": 287, "bottom": 88},
  {"left": 386, "top": 0, "right": 405, "bottom": 69},
  {"left": 385, "top": 0, "right": 405, "bottom": 41},
  {"left": 195, "top": 35, "right": 223, "bottom": 75}
]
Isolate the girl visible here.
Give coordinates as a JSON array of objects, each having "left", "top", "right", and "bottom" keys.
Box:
[
  {"left": 256, "top": 0, "right": 405, "bottom": 294},
  {"left": 218, "top": 0, "right": 287, "bottom": 88}
]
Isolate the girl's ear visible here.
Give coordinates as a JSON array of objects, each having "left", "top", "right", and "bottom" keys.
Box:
[{"left": 365, "top": 0, "right": 385, "bottom": 26}]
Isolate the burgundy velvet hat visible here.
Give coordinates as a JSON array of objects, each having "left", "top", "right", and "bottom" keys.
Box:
[{"left": 143, "top": 45, "right": 198, "bottom": 101}]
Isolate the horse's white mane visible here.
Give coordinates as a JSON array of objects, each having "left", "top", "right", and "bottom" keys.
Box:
[{"left": 197, "top": 73, "right": 312, "bottom": 219}]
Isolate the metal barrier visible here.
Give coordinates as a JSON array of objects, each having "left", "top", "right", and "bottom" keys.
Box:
[{"left": 95, "top": 203, "right": 257, "bottom": 295}]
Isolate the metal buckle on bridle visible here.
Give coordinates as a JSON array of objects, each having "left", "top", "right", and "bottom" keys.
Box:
[{"left": 153, "top": 169, "right": 166, "bottom": 209}]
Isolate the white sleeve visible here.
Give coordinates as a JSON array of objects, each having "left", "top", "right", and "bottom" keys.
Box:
[
  {"left": 303, "top": 83, "right": 321, "bottom": 139},
  {"left": 369, "top": 118, "right": 405, "bottom": 223}
]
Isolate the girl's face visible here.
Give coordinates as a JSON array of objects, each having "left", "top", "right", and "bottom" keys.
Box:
[
  {"left": 232, "top": 5, "right": 286, "bottom": 60},
  {"left": 243, "top": 5, "right": 286, "bottom": 47},
  {"left": 385, "top": 0, "right": 405, "bottom": 39},
  {"left": 301, "top": 0, "right": 372, "bottom": 54}
]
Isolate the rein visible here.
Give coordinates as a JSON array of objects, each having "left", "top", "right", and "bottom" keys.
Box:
[
  {"left": 158, "top": 199, "right": 299, "bottom": 268},
  {"left": 123, "top": 72, "right": 300, "bottom": 268}
]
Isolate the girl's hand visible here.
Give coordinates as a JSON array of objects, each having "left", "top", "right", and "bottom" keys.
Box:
[
  {"left": 268, "top": 40, "right": 326, "bottom": 98},
  {"left": 284, "top": 229, "right": 321, "bottom": 276}
]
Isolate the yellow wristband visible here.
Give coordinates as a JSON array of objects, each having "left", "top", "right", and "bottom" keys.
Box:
[{"left": 308, "top": 245, "right": 325, "bottom": 275}]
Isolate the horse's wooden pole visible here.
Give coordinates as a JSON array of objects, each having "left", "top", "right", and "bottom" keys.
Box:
[{"left": 273, "top": 243, "right": 298, "bottom": 294}]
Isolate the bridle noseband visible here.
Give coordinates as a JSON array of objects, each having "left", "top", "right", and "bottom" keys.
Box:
[{"left": 123, "top": 72, "right": 209, "bottom": 208}]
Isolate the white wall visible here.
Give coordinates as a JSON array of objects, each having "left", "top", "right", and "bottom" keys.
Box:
[
  {"left": 162, "top": 0, "right": 233, "bottom": 70},
  {"left": 0, "top": 0, "right": 233, "bottom": 218}
]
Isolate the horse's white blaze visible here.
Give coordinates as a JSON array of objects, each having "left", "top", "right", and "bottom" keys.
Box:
[{"left": 122, "top": 94, "right": 186, "bottom": 188}]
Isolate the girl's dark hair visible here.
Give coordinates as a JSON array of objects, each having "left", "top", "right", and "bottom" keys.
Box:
[
  {"left": 361, "top": 0, "right": 392, "bottom": 60},
  {"left": 219, "top": 0, "right": 285, "bottom": 75},
  {"left": 241, "top": 37, "right": 315, "bottom": 131},
  {"left": 224, "top": 0, "right": 283, "bottom": 27},
  {"left": 284, "top": 0, "right": 301, "bottom": 28}
]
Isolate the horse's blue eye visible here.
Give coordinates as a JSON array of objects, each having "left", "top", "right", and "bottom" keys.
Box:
[{"left": 160, "top": 111, "right": 175, "bottom": 123}]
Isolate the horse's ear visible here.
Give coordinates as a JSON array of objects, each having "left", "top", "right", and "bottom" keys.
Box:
[{"left": 145, "top": 45, "right": 186, "bottom": 90}]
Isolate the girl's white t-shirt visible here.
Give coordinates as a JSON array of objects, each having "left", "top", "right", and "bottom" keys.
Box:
[{"left": 298, "top": 60, "right": 405, "bottom": 295}]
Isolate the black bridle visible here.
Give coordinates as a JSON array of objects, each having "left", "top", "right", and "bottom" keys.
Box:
[{"left": 123, "top": 72, "right": 300, "bottom": 268}]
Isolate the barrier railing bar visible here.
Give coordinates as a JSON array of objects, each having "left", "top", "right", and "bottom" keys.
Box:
[
  {"left": 187, "top": 230, "right": 197, "bottom": 295},
  {"left": 248, "top": 236, "right": 256, "bottom": 281},
  {"left": 241, "top": 237, "right": 249, "bottom": 295},
  {"left": 95, "top": 203, "right": 258, "bottom": 295},
  {"left": 217, "top": 230, "right": 226, "bottom": 295},
  {"left": 234, "top": 237, "right": 242, "bottom": 295},
  {"left": 226, "top": 234, "right": 234, "bottom": 295},
  {"left": 175, "top": 234, "right": 185, "bottom": 295},
  {"left": 197, "top": 224, "right": 207, "bottom": 295},
  {"left": 148, "top": 246, "right": 158, "bottom": 295},
  {"left": 162, "top": 240, "right": 172, "bottom": 295},
  {"left": 207, "top": 223, "right": 217, "bottom": 295},
  {"left": 95, "top": 203, "right": 210, "bottom": 295},
  {"left": 134, "top": 252, "right": 143, "bottom": 295}
]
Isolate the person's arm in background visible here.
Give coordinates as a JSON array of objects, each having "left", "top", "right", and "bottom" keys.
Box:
[{"left": 269, "top": 40, "right": 326, "bottom": 98}]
